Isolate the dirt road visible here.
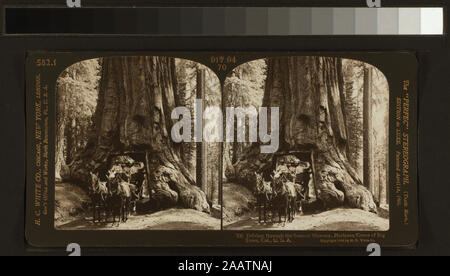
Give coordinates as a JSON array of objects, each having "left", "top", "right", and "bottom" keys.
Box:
[
  {"left": 224, "top": 208, "right": 389, "bottom": 231},
  {"left": 57, "top": 208, "right": 221, "bottom": 230}
]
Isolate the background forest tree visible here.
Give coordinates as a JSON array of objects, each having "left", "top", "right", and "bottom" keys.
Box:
[
  {"left": 175, "top": 59, "right": 222, "bottom": 205},
  {"left": 342, "top": 59, "right": 389, "bottom": 205},
  {"left": 55, "top": 59, "right": 100, "bottom": 181},
  {"left": 223, "top": 60, "right": 267, "bottom": 181}
]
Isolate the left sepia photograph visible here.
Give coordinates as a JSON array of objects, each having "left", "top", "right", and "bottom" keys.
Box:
[{"left": 54, "top": 56, "right": 222, "bottom": 230}]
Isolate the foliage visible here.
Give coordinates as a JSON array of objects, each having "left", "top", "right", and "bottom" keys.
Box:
[
  {"left": 224, "top": 59, "right": 267, "bottom": 109},
  {"left": 223, "top": 59, "right": 267, "bottom": 167},
  {"left": 56, "top": 59, "right": 100, "bottom": 170}
]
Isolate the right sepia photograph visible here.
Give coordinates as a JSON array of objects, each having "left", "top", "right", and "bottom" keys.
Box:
[{"left": 222, "top": 56, "right": 390, "bottom": 231}]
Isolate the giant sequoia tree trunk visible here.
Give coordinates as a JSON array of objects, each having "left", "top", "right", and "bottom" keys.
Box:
[
  {"left": 231, "top": 57, "right": 377, "bottom": 213},
  {"left": 70, "top": 56, "right": 210, "bottom": 213}
]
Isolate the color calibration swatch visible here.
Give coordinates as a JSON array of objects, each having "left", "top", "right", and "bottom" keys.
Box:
[{"left": 5, "top": 7, "right": 444, "bottom": 35}]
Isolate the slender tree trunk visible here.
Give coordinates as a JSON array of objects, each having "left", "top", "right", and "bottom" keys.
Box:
[
  {"left": 65, "top": 120, "right": 74, "bottom": 165},
  {"left": 385, "top": 123, "right": 390, "bottom": 205},
  {"left": 70, "top": 56, "right": 210, "bottom": 213},
  {"left": 379, "top": 165, "right": 385, "bottom": 205},
  {"left": 223, "top": 142, "right": 234, "bottom": 181},
  {"left": 223, "top": 79, "right": 236, "bottom": 180},
  {"left": 364, "top": 68, "right": 374, "bottom": 195},
  {"left": 55, "top": 79, "right": 67, "bottom": 181},
  {"left": 196, "top": 69, "right": 209, "bottom": 196},
  {"left": 232, "top": 57, "right": 377, "bottom": 213},
  {"left": 210, "top": 143, "right": 220, "bottom": 204}
]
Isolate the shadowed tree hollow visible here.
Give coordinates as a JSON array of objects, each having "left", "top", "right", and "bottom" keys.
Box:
[
  {"left": 230, "top": 56, "right": 377, "bottom": 213},
  {"left": 70, "top": 56, "right": 210, "bottom": 213}
]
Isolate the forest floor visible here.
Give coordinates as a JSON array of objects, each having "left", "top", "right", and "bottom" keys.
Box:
[
  {"left": 223, "top": 182, "right": 390, "bottom": 231},
  {"left": 222, "top": 182, "right": 256, "bottom": 223},
  {"left": 224, "top": 208, "right": 389, "bottom": 231},
  {"left": 55, "top": 182, "right": 220, "bottom": 230},
  {"left": 55, "top": 182, "right": 91, "bottom": 227}
]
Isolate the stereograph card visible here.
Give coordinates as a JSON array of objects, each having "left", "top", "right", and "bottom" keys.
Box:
[{"left": 24, "top": 51, "right": 418, "bottom": 248}]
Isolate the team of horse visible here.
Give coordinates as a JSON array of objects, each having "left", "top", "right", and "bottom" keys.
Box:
[
  {"left": 89, "top": 166, "right": 141, "bottom": 225},
  {"left": 255, "top": 166, "right": 311, "bottom": 225}
]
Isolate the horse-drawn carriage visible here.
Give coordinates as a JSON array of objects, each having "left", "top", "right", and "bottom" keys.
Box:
[
  {"left": 254, "top": 153, "right": 314, "bottom": 225},
  {"left": 89, "top": 152, "right": 149, "bottom": 225}
]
